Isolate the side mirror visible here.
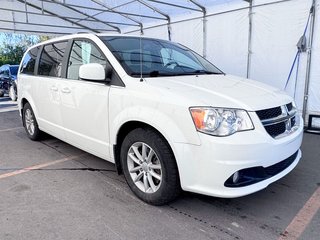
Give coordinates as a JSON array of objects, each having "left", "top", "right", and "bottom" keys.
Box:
[{"left": 79, "top": 63, "right": 106, "bottom": 82}]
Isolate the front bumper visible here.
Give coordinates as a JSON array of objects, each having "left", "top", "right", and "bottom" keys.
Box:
[{"left": 173, "top": 115, "right": 303, "bottom": 198}]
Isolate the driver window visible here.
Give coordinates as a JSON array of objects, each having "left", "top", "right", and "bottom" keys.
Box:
[{"left": 67, "top": 40, "right": 107, "bottom": 80}]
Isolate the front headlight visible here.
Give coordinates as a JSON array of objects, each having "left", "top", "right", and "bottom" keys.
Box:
[{"left": 190, "top": 107, "right": 254, "bottom": 136}]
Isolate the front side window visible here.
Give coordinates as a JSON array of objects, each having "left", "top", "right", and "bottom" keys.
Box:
[
  {"left": 20, "top": 47, "right": 40, "bottom": 75},
  {"left": 67, "top": 40, "right": 107, "bottom": 80},
  {"left": 38, "top": 41, "right": 68, "bottom": 77},
  {"left": 100, "top": 36, "right": 223, "bottom": 78}
]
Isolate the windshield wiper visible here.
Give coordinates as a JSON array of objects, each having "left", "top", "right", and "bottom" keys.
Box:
[
  {"left": 192, "top": 70, "right": 223, "bottom": 75},
  {"left": 130, "top": 70, "right": 223, "bottom": 77},
  {"left": 130, "top": 71, "right": 173, "bottom": 77},
  {"left": 130, "top": 72, "right": 142, "bottom": 77}
]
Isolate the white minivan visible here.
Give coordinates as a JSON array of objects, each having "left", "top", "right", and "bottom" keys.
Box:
[{"left": 18, "top": 33, "right": 303, "bottom": 205}]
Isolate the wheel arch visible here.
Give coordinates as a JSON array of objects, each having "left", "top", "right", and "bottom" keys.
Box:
[
  {"left": 113, "top": 121, "right": 176, "bottom": 175},
  {"left": 20, "top": 98, "right": 28, "bottom": 114},
  {"left": 20, "top": 96, "right": 39, "bottom": 121}
]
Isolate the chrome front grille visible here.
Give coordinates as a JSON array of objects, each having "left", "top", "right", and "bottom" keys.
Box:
[{"left": 256, "top": 103, "right": 298, "bottom": 139}]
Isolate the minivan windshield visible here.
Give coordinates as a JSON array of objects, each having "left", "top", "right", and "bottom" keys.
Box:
[{"left": 100, "top": 36, "right": 223, "bottom": 78}]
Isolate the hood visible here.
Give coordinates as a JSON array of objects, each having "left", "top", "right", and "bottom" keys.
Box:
[{"left": 145, "top": 74, "right": 292, "bottom": 111}]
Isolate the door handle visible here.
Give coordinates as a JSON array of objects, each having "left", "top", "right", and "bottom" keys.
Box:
[
  {"left": 61, "top": 87, "right": 71, "bottom": 94},
  {"left": 50, "top": 86, "right": 58, "bottom": 91}
]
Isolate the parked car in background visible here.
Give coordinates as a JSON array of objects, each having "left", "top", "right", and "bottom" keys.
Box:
[
  {"left": 18, "top": 34, "right": 303, "bottom": 205},
  {"left": 0, "top": 64, "right": 19, "bottom": 101}
]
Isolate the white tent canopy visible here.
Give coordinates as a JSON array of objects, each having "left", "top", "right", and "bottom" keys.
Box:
[
  {"left": 0, "top": 0, "right": 229, "bottom": 35},
  {"left": 0, "top": 0, "right": 319, "bottom": 124}
]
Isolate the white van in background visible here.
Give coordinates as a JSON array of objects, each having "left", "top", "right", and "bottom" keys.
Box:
[{"left": 18, "top": 33, "right": 303, "bottom": 205}]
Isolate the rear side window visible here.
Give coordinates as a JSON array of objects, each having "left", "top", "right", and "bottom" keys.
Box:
[
  {"left": 67, "top": 40, "right": 107, "bottom": 80},
  {"left": 38, "top": 41, "right": 68, "bottom": 77},
  {"left": 20, "top": 47, "right": 40, "bottom": 75}
]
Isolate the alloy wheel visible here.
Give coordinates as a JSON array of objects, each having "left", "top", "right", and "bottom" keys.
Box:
[
  {"left": 127, "top": 142, "right": 162, "bottom": 193},
  {"left": 25, "top": 109, "right": 35, "bottom": 136}
]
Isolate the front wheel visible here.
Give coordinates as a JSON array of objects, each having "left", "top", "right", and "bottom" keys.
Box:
[
  {"left": 121, "top": 128, "right": 181, "bottom": 205},
  {"left": 23, "top": 103, "right": 42, "bottom": 141}
]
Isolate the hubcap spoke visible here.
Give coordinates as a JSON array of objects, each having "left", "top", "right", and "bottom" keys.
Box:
[
  {"left": 142, "top": 143, "right": 147, "bottom": 159},
  {"left": 149, "top": 170, "right": 161, "bottom": 181},
  {"left": 128, "top": 153, "right": 141, "bottom": 165},
  {"left": 132, "top": 145, "right": 143, "bottom": 161},
  {"left": 149, "top": 163, "right": 161, "bottom": 170},
  {"left": 129, "top": 165, "right": 142, "bottom": 173},
  {"left": 134, "top": 172, "right": 143, "bottom": 183},
  {"left": 30, "top": 124, "right": 35, "bottom": 134},
  {"left": 146, "top": 149, "right": 154, "bottom": 163},
  {"left": 147, "top": 173, "right": 157, "bottom": 192},
  {"left": 143, "top": 174, "right": 149, "bottom": 192}
]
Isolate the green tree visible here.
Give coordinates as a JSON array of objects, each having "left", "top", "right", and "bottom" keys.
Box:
[
  {"left": 0, "top": 45, "right": 25, "bottom": 65},
  {"left": 0, "top": 33, "right": 49, "bottom": 66}
]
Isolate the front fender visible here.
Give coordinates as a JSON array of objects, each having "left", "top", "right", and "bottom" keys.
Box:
[
  {"left": 110, "top": 105, "right": 200, "bottom": 147},
  {"left": 109, "top": 83, "right": 202, "bottom": 148}
]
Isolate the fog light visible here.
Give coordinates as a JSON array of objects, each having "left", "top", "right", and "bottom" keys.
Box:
[{"left": 232, "top": 171, "right": 240, "bottom": 183}]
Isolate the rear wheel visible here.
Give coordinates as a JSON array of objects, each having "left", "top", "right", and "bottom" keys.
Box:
[
  {"left": 9, "top": 85, "right": 17, "bottom": 101},
  {"left": 121, "top": 128, "right": 181, "bottom": 205},
  {"left": 0, "top": 90, "right": 4, "bottom": 97},
  {"left": 23, "top": 103, "right": 42, "bottom": 141}
]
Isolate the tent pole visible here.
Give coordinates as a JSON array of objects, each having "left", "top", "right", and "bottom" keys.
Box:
[
  {"left": 136, "top": 0, "right": 171, "bottom": 40},
  {"left": 203, "top": 15, "right": 207, "bottom": 58},
  {"left": 24, "top": 0, "right": 29, "bottom": 23},
  {"left": 168, "top": 22, "right": 172, "bottom": 41},
  {"left": 11, "top": 12, "right": 16, "bottom": 33},
  {"left": 246, "top": 0, "right": 253, "bottom": 79},
  {"left": 189, "top": 0, "right": 207, "bottom": 57},
  {"left": 302, "top": 0, "right": 316, "bottom": 122}
]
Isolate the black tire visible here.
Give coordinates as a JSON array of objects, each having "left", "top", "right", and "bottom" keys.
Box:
[
  {"left": 23, "top": 103, "right": 42, "bottom": 141},
  {"left": 121, "top": 128, "right": 181, "bottom": 205},
  {"left": 0, "top": 90, "right": 4, "bottom": 97},
  {"left": 9, "top": 85, "right": 17, "bottom": 101}
]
